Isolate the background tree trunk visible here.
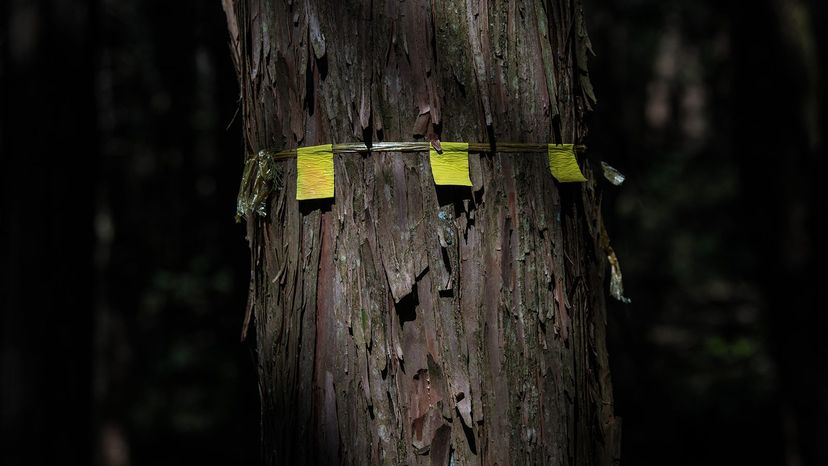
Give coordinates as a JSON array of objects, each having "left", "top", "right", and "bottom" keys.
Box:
[
  {"left": 223, "top": 0, "right": 619, "bottom": 464},
  {"left": 1, "top": 1, "right": 97, "bottom": 465},
  {"left": 732, "top": 1, "right": 827, "bottom": 464}
]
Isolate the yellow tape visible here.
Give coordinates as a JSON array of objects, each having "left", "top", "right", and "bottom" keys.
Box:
[
  {"left": 429, "top": 142, "right": 472, "bottom": 186},
  {"left": 547, "top": 144, "right": 587, "bottom": 182},
  {"left": 296, "top": 144, "right": 334, "bottom": 200}
]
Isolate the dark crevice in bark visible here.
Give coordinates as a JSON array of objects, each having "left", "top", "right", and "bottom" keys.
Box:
[{"left": 395, "top": 283, "right": 419, "bottom": 327}]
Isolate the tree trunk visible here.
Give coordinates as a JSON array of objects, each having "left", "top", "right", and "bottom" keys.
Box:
[{"left": 222, "top": 0, "right": 619, "bottom": 464}]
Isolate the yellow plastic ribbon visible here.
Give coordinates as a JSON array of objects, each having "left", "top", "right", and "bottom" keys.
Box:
[
  {"left": 429, "top": 142, "right": 472, "bottom": 186},
  {"left": 547, "top": 144, "right": 587, "bottom": 182},
  {"left": 296, "top": 144, "right": 334, "bottom": 200}
]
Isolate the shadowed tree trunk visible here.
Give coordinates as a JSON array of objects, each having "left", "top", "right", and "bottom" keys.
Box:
[
  {"left": 732, "top": 1, "right": 826, "bottom": 465},
  {"left": 222, "top": 0, "right": 619, "bottom": 464},
  {"left": 1, "top": 1, "right": 97, "bottom": 465}
]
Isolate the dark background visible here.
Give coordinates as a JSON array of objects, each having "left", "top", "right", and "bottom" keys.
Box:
[{"left": 1, "top": 0, "right": 825, "bottom": 465}]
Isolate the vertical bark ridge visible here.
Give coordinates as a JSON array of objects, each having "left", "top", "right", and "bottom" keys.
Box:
[{"left": 225, "top": 0, "right": 617, "bottom": 464}]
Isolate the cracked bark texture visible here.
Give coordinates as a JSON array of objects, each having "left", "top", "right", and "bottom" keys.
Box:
[{"left": 222, "top": 0, "right": 619, "bottom": 464}]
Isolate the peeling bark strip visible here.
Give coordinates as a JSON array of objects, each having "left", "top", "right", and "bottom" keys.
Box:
[{"left": 224, "top": 0, "right": 618, "bottom": 464}]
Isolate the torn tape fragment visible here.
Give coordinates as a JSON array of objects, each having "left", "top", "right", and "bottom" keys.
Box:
[
  {"left": 601, "top": 161, "right": 626, "bottom": 186},
  {"left": 296, "top": 144, "right": 334, "bottom": 200},
  {"left": 607, "top": 247, "right": 631, "bottom": 304},
  {"left": 430, "top": 141, "right": 472, "bottom": 186},
  {"left": 547, "top": 144, "right": 587, "bottom": 182}
]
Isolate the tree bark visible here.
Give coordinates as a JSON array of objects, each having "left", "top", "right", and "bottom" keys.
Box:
[{"left": 223, "top": 0, "right": 619, "bottom": 464}]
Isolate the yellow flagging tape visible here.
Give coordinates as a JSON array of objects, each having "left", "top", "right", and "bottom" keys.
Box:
[
  {"left": 429, "top": 142, "right": 472, "bottom": 186},
  {"left": 547, "top": 144, "right": 587, "bottom": 182},
  {"left": 296, "top": 144, "right": 334, "bottom": 200},
  {"left": 239, "top": 141, "right": 592, "bottom": 215}
]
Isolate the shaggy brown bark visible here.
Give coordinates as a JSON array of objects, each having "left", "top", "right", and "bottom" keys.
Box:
[{"left": 223, "top": 0, "right": 619, "bottom": 464}]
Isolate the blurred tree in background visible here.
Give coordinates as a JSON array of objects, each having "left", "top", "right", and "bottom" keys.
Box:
[
  {"left": 1, "top": 0, "right": 826, "bottom": 465},
  {"left": 91, "top": 1, "right": 258, "bottom": 464},
  {"left": 2, "top": 1, "right": 258, "bottom": 465},
  {"left": 588, "top": 0, "right": 779, "bottom": 462},
  {"left": 588, "top": 0, "right": 826, "bottom": 464}
]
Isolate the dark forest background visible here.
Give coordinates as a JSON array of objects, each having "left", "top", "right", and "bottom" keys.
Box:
[{"left": 1, "top": 0, "right": 826, "bottom": 465}]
